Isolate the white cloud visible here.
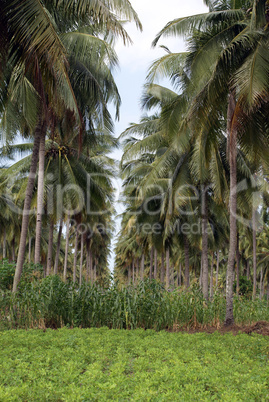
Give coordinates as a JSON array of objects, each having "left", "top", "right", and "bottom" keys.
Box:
[{"left": 115, "top": 0, "right": 208, "bottom": 72}]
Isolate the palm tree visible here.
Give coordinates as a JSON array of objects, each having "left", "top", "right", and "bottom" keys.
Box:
[
  {"left": 32, "top": 0, "right": 139, "bottom": 264},
  {"left": 2, "top": 0, "right": 141, "bottom": 291},
  {"left": 1, "top": 118, "right": 117, "bottom": 284},
  {"left": 151, "top": 0, "right": 269, "bottom": 324}
]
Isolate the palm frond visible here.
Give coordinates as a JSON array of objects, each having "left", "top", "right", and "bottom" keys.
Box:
[{"left": 152, "top": 9, "right": 245, "bottom": 46}]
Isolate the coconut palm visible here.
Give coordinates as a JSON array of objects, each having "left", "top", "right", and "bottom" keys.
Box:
[
  {"left": 1, "top": 120, "right": 116, "bottom": 284},
  {"left": 151, "top": 0, "right": 269, "bottom": 324},
  {"left": 1, "top": 0, "right": 141, "bottom": 291}
]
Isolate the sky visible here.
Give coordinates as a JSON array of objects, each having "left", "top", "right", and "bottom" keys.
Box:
[
  {"left": 109, "top": 0, "right": 208, "bottom": 269},
  {"left": 113, "top": 0, "right": 208, "bottom": 137}
]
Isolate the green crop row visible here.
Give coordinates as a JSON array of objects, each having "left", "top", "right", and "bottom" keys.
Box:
[
  {"left": 0, "top": 328, "right": 268, "bottom": 401},
  {"left": 1, "top": 276, "right": 268, "bottom": 330}
]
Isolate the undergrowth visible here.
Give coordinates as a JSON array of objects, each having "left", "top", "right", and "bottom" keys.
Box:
[{"left": 1, "top": 274, "right": 268, "bottom": 330}]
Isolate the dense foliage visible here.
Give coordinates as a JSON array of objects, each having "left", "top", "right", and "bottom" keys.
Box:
[
  {"left": 0, "top": 328, "right": 268, "bottom": 400},
  {"left": 114, "top": 0, "right": 269, "bottom": 325},
  {"left": 1, "top": 277, "right": 268, "bottom": 331},
  {"left": 0, "top": 0, "right": 142, "bottom": 292},
  {"left": 0, "top": 4, "right": 268, "bottom": 398},
  {"left": 0, "top": 0, "right": 268, "bottom": 327}
]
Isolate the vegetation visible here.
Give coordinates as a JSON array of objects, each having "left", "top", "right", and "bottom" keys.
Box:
[
  {"left": 1, "top": 275, "right": 268, "bottom": 331},
  {"left": 0, "top": 0, "right": 141, "bottom": 290},
  {"left": 114, "top": 0, "right": 269, "bottom": 326},
  {"left": 0, "top": 2, "right": 268, "bottom": 399},
  {"left": 1, "top": 328, "right": 269, "bottom": 400},
  {"left": 0, "top": 0, "right": 269, "bottom": 330}
]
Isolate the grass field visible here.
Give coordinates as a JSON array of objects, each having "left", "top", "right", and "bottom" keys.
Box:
[{"left": 0, "top": 328, "right": 268, "bottom": 401}]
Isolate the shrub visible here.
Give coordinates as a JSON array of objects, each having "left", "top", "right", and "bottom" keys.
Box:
[
  {"left": 233, "top": 276, "right": 253, "bottom": 297},
  {"left": 0, "top": 260, "right": 43, "bottom": 291}
]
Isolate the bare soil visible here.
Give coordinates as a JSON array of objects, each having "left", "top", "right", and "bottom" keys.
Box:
[{"left": 174, "top": 321, "right": 269, "bottom": 336}]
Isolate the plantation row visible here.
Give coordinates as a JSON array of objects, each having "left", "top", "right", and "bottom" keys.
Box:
[
  {"left": 1, "top": 328, "right": 269, "bottom": 400},
  {"left": 1, "top": 275, "right": 268, "bottom": 331},
  {"left": 114, "top": 0, "right": 269, "bottom": 327},
  {"left": 1, "top": 0, "right": 269, "bottom": 329}
]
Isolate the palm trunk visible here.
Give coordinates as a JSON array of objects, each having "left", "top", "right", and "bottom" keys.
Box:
[
  {"left": 216, "top": 250, "right": 219, "bottom": 290},
  {"left": 166, "top": 248, "right": 170, "bottom": 289},
  {"left": 252, "top": 209, "right": 257, "bottom": 299},
  {"left": 154, "top": 248, "right": 157, "bottom": 279},
  {"left": 202, "top": 187, "right": 209, "bottom": 300},
  {"left": 94, "top": 258, "right": 97, "bottom": 282},
  {"left": 54, "top": 218, "right": 63, "bottom": 275},
  {"left": 149, "top": 247, "right": 154, "bottom": 280},
  {"left": 236, "top": 232, "right": 240, "bottom": 296},
  {"left": 136, "top": 258, "right": 139, "bottom": 283},
  {"left": 79, "top": 234, "right": 84, "bottom": 287},
  {"left": 63, "top": 215, "right": 70, "bottom": 283},
  {"left": 171, "top": 266, "right": 175, "bottom": 290},
  {"left": 178, "top": 263, "right": 182, "bottom": 287},
  {"left": 13, "top": 122, "right": 44, "bottom": 292},
  {"left": 11, "top": 238, "right": 15, "bottom": 262},
  {"left": 259, "top": 268, "right": 263, "bottom": 300},
  {"left": 34, "top": 127, "right": 46, "bottom": 264},
  {"left": 247, "top": 259, "right": 250, "bottom": 280},
  {"left": 73, "top": 227, "right": 79, "bottom": 283},
  {"left": 199, "top": 255, "right": 203, "bottom": 288},
  {"left": 160, "top": 252, "right": 165, "bottom": 283},
  {"left": 3, "top": 228, "right": 6, "bottom": 259},
  {"left": 128, "top": 265, "right": 131, "bottom": 284},
  {"left": 184, "top": 235, "right": 190, "bottom": 288},
  {"left": 46, "top": 219, "right": 54, "bottom": 276},
  {"left": 89, "top": 250, "right": 93, "bottom": 283},
  {"left": 28, "top": 236, "right": 32, "bottom": 264},
  {"left": 86, "top": 242, "right": 90, "bottom": 283},
  {"left": 210, "top": 254, "right": 214, "bottom": 299},
  {"left": 225, "top": 90, "right": 237, "bottom": 326},
  {"left": 140, "top": 253, "right": 144, "bottom": 280}
]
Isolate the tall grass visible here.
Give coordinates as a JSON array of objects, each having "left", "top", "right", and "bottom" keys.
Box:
[{"left": 1, "top": 276, "right": 268, "bottom": 330}]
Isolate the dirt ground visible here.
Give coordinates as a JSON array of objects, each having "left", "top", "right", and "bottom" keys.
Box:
[{"left": 175, "top": 321, "right": 269, "bottom": 336}]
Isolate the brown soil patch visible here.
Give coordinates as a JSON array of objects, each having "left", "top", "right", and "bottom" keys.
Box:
[
  {"left": 173, "top": 321, "right": 269, "bottom": 336},
  {"left": 240, "top": 321, "right": 269, "bottom": 336}
]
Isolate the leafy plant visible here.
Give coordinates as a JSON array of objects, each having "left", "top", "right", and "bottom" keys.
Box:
[
  {"left": 233, "top": 276, "right": 253, "bottom": 297},
  {"left": 0, "top": 261, "right": 43, "bottom": 291},
  {"left": 0, "top": 328, "right": 268, "bottom": 400}
]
